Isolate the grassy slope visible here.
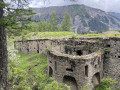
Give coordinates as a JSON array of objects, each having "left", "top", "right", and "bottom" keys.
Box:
[
  {"left": 8, "top": 53, "right": 53, "bottom": 90},
  {"left": 17, "top": 53, "right": 47, "bottom": 70}
]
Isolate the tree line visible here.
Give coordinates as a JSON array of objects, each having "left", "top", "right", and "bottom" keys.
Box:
[{"left": 7, "top": 12, "right": 72, "bottom": 37}]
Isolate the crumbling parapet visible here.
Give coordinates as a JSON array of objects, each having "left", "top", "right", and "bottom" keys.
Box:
[{"left": 47, "top": 46, "right": 104, "bottom": 90}]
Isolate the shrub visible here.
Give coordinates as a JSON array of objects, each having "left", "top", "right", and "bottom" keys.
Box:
[
  {"left": 95, "top": 77, "right": 119, "bottom": 90},
  {"left": 44, "top": 81, "right": 70, "bottom": 90}
]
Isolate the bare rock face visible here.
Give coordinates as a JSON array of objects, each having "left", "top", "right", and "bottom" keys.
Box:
[
  {"left": 32, "top": 4, "right": 120, "bottom": 33},
  {"left": 108, "top": 12, "right": 120, "bottom": 20}
]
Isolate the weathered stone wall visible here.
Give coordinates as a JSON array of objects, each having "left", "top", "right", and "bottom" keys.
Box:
[
  {"left": 47, "top": 46, "right": 103, "bottom": 90},
  {"left": 14, "top": 39, "right": 63, "bottom": 54},
  {"left": 63, "top": 39, "right": 104, "bottom": 56},
  {"left": 14, "top": 37, "right": 120, "bottom": 90},
  {"left": 103, "top": 38, "right": 120, "bottom": 88}
]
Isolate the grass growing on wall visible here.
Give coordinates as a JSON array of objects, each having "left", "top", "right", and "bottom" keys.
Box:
[
  {"left": 36, "top": 31, "right": 78, "bottom": 38},
  {"left": 20, "top": 31, "right": 78, "bottom": 40},
  {"left": 15, "top": 30, "right": 120, "bottom": 41}
]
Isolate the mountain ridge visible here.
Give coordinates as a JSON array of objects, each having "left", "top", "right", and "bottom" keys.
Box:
[
  {"left": 32, "top": 4, "right": 120, "bottom": 33},
  {"left": 108, "top": 12, "right": 120, "bottom": 20}
]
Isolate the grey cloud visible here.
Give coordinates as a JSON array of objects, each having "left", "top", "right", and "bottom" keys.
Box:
[{"left": 30, "top": 0, "right": 120, "bottom": 12}]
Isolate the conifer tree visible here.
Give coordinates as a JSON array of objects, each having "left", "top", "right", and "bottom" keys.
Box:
[
  {"left": 61, "top": 13, "right": 71, "bottom": 31},
  {"left": 49, "top": 12, "right": 58, "bottom": 31},
  {"left": 0, "top": 0, "right": 34, "bottom": 89}
]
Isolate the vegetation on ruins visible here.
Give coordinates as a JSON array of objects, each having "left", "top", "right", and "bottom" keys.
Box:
[
  {"left": 8, "top": 33, "right": 120, "bottom": 90},
  {"left": 1, "top": 0, "right": 120, "bottom": 89},
  {"left": 96, "top": 40, "right": 103, "bottom": 45},
  {"left": 5, "top": 21, "right": 120, "bottom": 90}
]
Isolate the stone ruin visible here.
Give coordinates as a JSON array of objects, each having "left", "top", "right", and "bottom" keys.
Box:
[{"left": 14, "top": 37, "right": 120, "bottom": 90}]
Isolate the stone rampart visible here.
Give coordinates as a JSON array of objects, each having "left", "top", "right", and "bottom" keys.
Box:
[{"left": 14, "top": 37, "right": 120, "bottom": 90}]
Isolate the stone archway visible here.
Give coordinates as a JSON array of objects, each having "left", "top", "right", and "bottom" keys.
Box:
[
  {"left": 63, "top": 75, "right": 78, "bottom": 90},
  {"left": 49, "top": 66, "right": 53, "bottom": 77},
  {"left": 92, "top": 72, "right": 100, "bottom": 88}
]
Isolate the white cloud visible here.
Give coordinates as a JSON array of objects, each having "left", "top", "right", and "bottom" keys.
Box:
[{"left": 29, "top": 0, "right": 120, "bottom": 12}]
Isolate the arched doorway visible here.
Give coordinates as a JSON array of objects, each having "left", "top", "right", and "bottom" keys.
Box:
[
  {"left": 92, "top": 72, "right": 100, "bottom": 88},
  {"left": 63, "top": 76, "right": 78, "bottom": 90},
  {"left": 49, "top": 66, "right": 53, "bottom": 77}
]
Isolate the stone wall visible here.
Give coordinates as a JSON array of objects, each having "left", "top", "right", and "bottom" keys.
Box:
[
  {"left": 47, "top": 46, "right": 103, "bottom": 90},
  {"left": 103, "top": 38, "right": 120, "bottom": 88},
  {"left": 14, "top": 39, "right": 63, "bottom": 54},
  {"left": 14, "top": 37, "right": 120, "bottom": 90}
]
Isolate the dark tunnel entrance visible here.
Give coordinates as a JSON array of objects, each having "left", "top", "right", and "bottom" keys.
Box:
[
  {"left": 77, "top": 50, "right": 83, "bottom": 56},
  {"left": 63, "top": 76, "right": 78, "bottom": 90},
  {"left": 49, "top": 66, "right": 53, "bottom": 77}
]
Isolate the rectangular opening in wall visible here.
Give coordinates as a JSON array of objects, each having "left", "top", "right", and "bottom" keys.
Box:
[
  {"left": 66, "top": 68, "right": 73, "bottom": 72},
  {"left": 50, "top": 61, "right": 52, "bottom": 63},
  {"left": 85, "top": 65, "right": 88, "bottom": 77},
  {"left": 65, "top": 49, "right": 68, "bottom": 54},
  {"left": 118, "top": 56, "right": 120, "bottom": 59},
  {"left": 77, "top": 50, "right": 83, "bottom": 56},
  {"left": 37, "top": 43, "right": 39, "bottom": 53},
  {"left": 106, "top": 44, "right": 110, "bottom": 47},
  {"left": 37, "top": 50, "right": 39, "bottom": 53},
  {"left": 55, "top": 61, "right": 57, "bottom": 71},
  {"left": 27, "top": 48, "right": 29, "bottom": 53}
]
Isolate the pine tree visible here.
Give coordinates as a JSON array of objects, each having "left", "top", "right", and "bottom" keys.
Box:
[
  {"left": 0, "top": 0, "right": 34, "bottom": 89},
  {"left": 0, "top": 2, "right": 35, "bottom": 37},
  {"left": 49, "top": 12, "right": 58, "bottom": 31},
  {"left": 61, "top": 13, "right": 71, "bottom": 31},
  {"left": 0, "top": 1, "right": 7, "bottom": 89}
]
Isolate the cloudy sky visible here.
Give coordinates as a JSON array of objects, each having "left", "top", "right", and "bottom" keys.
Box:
[{"left": 29, "top": 0, "right": 120, "bottom": 13}]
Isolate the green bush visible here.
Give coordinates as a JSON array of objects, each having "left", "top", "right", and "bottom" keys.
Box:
[
  {"left": 95, "top": 77, "right": 119, "bottom": 90},
  {"left": 44, "top": 81, "right": 70, "bottom": 90},
  {"left": 81, "top": 84, "right": 90, "bottom": 90}
]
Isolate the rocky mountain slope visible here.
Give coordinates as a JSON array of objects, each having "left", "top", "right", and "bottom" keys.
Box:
[
  {"left": 108, "top": 12, "right": 120, "bottom": 20},
  {"left": 32, "top": 4, "right": 120, "bottom": 33}
]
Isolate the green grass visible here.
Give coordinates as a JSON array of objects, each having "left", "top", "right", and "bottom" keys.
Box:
[
  {"left": 16, "top": 31, "right": 78, "bottom": 40},
  {"left": 36, "top": 31, "right": 78, "bottom": 38},
  {"left": 16, "top": 53, "right": 47, "bottom": 69},
  {"left": 15, "top": 30, "right": 120, "bottom": 41},
  {"left": 8, "top": 52, "right": 69, "bottom": 90},
  {"left": 8, "top": 53, "right": 51, "bottom": 90},
  {"left": 86, "top": 33, "right": 100, "bottom": 36},
  {"left": 15, "top": 53, "right": 48, "bottom": 81},
  {"left": 81, "top": 31, "right": 120, "bottom": 37}
]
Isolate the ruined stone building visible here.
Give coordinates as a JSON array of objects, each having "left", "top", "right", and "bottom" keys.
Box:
[{"left": 14, "top": 37, "right": 120, "bottom": 90}]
